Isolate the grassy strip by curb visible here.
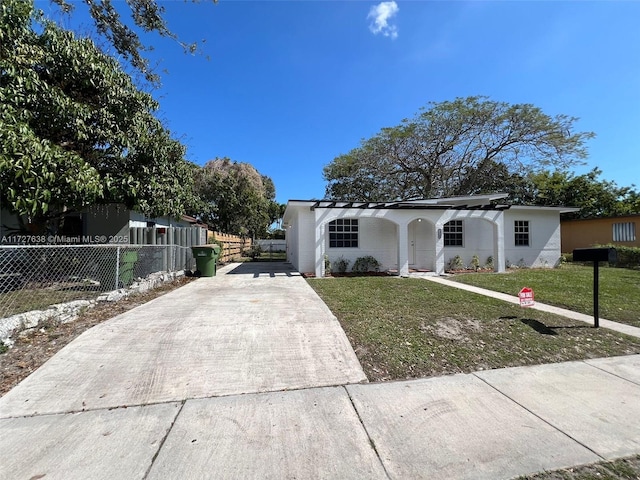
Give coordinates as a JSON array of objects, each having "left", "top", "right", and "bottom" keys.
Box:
[{"left": 308, "top": 276, "right": 640, "bottom": 382}]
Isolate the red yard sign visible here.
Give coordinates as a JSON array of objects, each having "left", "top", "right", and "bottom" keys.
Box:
[{"left": 519, "top": 287, "right": 535, "bottom": 307}]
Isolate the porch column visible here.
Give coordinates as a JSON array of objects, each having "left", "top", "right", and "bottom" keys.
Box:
[
  {"left": 315, "top": 221, "right": 325, "bottom": 277},
  {"left": 494, "top": 213, "right": 506, "bottom": 272},
  {"left": 397, "top": 223, "right": 409, "bottom": 277},
  {"left": 434, "top": 223, "right": 445, "bottom": 275}
]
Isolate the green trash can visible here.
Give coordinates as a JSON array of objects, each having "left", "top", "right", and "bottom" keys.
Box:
[
  {"left": 191, "top": 244, "right": 221, "bottom": 277},
  {"left": 119, "top": 250, "right": 138, "bottom": 286}
]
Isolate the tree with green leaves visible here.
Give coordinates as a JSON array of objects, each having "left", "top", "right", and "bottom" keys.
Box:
[
  {"left": 0, "top": 0, "right": 198, "bottom": 232},
  {"left": 516, "top": 168, "right": 640, "bottom": 219},
  {"left": 48, "top": 0, "right": 216, "bottom": 84},
  {"left": 194, "top": 158, "right": 278, "bottom": 239},
  {"left": 324, "top": 96, "right": 595, "bottom": 201}
]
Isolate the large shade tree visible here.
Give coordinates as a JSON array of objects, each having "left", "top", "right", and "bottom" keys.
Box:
[
  {"left": 48, "top": 0, "right": 216, "bottom": 84},
  {"left": 0, "top": 0, "right": 198, "bottom": 232},
  {"left": 324, "top": 96, "right": 595, "bottom": 201},
  {"left": 194, "top": 158, "right": 279, "bottom": 238}
]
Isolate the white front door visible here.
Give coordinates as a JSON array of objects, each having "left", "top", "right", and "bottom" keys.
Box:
[{"left": 408, "top": 222, "right": 416, "bottom": 265}]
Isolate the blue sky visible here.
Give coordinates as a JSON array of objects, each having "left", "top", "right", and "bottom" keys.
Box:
[{"left": 46, "top": 0, "right": 640, "bottom": 204}]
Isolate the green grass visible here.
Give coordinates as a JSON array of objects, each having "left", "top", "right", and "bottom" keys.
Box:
[
  {"left": 0, "top": 287, "right": 101, "bottom": 318},
  {"left": 449, "top": 264, "right": 640, "bottom": 328},
  {"left": 308, "top": 276, "right": 640, "bottom": 382}
]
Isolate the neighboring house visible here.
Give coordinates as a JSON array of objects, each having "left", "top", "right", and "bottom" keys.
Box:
[
  {"left": 1, "top": 204, "right": 207, "bottom": 246},
  {"left": 283, "top": 194, "right": 579, "bottom": 277},
  {"left": 561, "top": 214, "right": 639, "bottom": 253}
]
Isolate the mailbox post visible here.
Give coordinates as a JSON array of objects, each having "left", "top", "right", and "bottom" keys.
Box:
[{"left": 572, "top": 248, "right": 617, "bottom": 328}]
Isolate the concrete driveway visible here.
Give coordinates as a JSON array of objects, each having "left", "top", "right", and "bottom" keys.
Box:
[{"left": 0, "top": 262, "right": 366, "bottom": 417}]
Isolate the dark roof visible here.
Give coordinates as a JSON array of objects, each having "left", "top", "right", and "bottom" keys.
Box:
[{"left": 306, "top": 200, "right": 511, "bottom": 211}]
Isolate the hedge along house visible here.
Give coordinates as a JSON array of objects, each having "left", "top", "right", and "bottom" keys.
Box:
[{"left": 282, "top": 194, "right": 579, "bottom": 277}]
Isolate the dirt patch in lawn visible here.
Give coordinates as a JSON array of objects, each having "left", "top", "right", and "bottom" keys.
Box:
[
  {"left": 422, "top": 316, "right": 482, "bottom": 341},
  {"left": 0, "top": 276, "right": 194, "bottom": 397}
]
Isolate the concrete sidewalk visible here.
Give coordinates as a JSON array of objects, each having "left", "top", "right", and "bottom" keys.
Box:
[{"left": 1, "top": 263, "right": 640, "bottom": 479}]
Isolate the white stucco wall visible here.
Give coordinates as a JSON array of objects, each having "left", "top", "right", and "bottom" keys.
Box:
[
  {"left": 504, "top": 209, "right": 561, "bottom": 268},
  {"left": 285, "top": 208, "right": 300, "bottom": 270},
  {"left": 324, "top": 217, "right": 398, "bottom": 273},
  {"left": 442, "top": 218, "right": 496, "bottom": 269},
  {"left": 284, "top": 206, "right": 317, "bottom": 274},
  {"left": 312, "top": 207, "right": 507, "bottom": 275},
  {"left": 283, "top": 200, "right": 564, "bottom": 277}
]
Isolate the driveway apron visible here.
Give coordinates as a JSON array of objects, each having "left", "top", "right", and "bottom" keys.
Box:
[{"left": 0, "top": 262, "right": 366, "bottom": 417}]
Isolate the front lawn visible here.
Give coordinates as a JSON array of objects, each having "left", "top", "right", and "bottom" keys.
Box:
[
  {"left": 449, "top": 264, "right": 640, "bottom": 328},
  {"left": 308, "top": 276, "right": 640, "bottom": 382}
]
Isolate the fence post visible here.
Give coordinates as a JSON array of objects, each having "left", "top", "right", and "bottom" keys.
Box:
[{"left": 115, "top": 246, "right": 121, "bottom": 290}]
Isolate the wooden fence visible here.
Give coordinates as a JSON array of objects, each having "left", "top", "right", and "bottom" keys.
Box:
[{"left": 208, "top": 231, "right": 252, "bottom": 264}]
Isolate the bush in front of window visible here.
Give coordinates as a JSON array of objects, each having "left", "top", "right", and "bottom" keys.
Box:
[
  {"left": 334, "top": 256, "right": 350, "bottom": 273},
  {"left": 446, "top": 255, "right": 465, "bottom": 271},
  {"left": 352, "top": 256, "right": 381, "bottom": 273}
]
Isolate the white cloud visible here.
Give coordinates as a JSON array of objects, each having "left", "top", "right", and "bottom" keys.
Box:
[{"left": 368, "top": 1, "right": 399, "bottom": 39}]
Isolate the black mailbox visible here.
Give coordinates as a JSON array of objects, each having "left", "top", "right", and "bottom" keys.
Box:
[
  {"left": 572, "top": 247, "right": 617, "bottom": 328},
  {"left": 573, "top": 247, "right": 617, "bottom": 263}
]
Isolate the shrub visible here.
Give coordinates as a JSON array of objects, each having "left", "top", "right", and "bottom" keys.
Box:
[
  {"left": 447, "top": 255, "right": 465, "bottom": 271},
  {"left": 595, "top": 244, "right": 640, "bottom": 268},
  {"left": 333, "top": 256, "right": 350, "bottom": 273},
  {"left": 485, "top": 256, "right": 494, "bottom": 270},
  {"left": 243, "top": 244, "right": 262, "bottom": 258},
  {"left": 471, "top": 254, "right": 480, "bottom": 270},
  {"left": 352, "top": 256, "right": 381, "bottom": 273},
  {"left": 561, "top": 253, "right": 573, "bottom": 263},
  {"left": 324, "top": 254, "right": 331, "bottom": 275}
]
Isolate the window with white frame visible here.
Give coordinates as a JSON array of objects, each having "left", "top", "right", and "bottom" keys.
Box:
[
  {"left": 514, "top": 220, "right": 530, "bottom": 246},
  {"left": 443, "top": 220, "right": 463, "bottom": 246},
  {"left": 329, "top": 219, "right": 358, "bottom": 248},
  {"left": 613, "top": 222, "right": 636, "bottom": 242}
]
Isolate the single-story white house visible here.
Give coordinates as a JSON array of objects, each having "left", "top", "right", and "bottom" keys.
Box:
[{"left": 283, "top": 193, "right": 579, "bottom": 277}]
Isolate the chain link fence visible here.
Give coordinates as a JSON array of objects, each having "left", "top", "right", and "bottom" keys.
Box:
[{"left": 0, "top": 245, "right": 195, "bottom": 319}]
